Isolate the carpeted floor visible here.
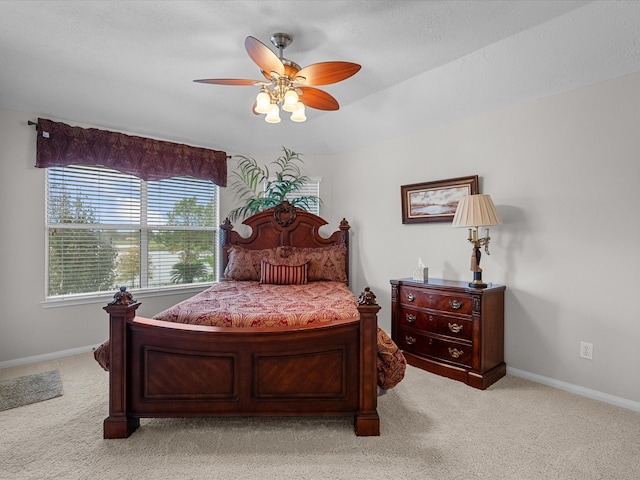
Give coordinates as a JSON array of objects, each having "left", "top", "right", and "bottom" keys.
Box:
[{"left": 0, "top": 352, "right": 639, "bottom": 480}]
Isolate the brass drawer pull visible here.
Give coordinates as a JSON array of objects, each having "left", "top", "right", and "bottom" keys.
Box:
[
  {"left": 405, "top": 336, "right": 416, "bottom": 345},
  {"left": 448, "top": 348, "right": 464, "bottom": 359},
  {"left": 449, "top": 299, "right": 463, "bottom": 310},
  {"left": 406, "top": 293, "right": 415, "bottom": 302},
  {"left": 448, "top": 323, "right": 463, "bottom": 333},
  {"left": 406, "top": 313, "right": 416, "bottom": 323}
]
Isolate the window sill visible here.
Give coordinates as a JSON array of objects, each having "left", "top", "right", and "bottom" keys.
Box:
[{"left": 40, "top": 283, "right": 214, "bottom": 309}]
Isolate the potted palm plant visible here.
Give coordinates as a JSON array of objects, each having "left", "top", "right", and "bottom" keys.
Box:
[{"left": 226, "top": 146, "right": 319, "bottom": 222}]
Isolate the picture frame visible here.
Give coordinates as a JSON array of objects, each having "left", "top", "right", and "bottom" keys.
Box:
[{"left": 401, "top": 175, "right": 479, "bottom": 224}]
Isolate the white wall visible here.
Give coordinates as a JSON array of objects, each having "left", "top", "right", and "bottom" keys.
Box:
[
  {"left": 2, "top": 71, "right": 639, "bottom": 406},
  {"left": 301, "top": 72, "right": 640, "bottom": 404}
]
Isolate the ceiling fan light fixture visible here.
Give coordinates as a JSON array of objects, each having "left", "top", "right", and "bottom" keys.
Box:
[
  {"left": 282, "top": 88, "right": 299, "bottom": 112},
  {"left": 194, "top": 33, "right": 360, "bottom": 124},
  {"left": 255, "top": 90, "right": 271, "bottom": 114},
  {"left": 290, "top": 102, "right": 306, "bottom": 122},
  {"left": 265, "top": 103, "right": 281, "bottom": 123}
]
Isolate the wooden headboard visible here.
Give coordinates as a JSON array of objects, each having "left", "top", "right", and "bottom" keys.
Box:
[{"left": 219, "top": 201, "right": 350, "bottom": 279}]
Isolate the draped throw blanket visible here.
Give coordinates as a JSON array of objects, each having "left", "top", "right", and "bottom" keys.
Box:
[{"left": 34, "top": 118, "right": 227, "bottom": 186}]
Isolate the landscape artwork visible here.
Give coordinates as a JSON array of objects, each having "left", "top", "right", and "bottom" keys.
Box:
[{"left": 401, "top": 175, "right": 479, "bottom": 224}]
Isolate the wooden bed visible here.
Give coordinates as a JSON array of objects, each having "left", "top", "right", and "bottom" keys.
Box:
[{"left": 101, "top": 202, "right": 385, "bottom": 438}]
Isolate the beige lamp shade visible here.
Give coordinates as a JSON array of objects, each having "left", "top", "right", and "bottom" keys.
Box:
[{"left": 452, "top": 194, "right": 502, "bottom": 228}]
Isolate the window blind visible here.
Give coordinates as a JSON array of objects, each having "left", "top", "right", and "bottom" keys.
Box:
[
  {"left": 46, "top": 165, "right": 218, "bottom": 298},
  {"left": 266, "top": 177, "right": 321, "bottom": 215}
]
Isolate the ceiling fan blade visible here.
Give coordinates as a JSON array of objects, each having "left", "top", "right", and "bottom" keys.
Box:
[
  {"left": 298, "top": 87, "right": 339, "bottom": 111},
  {"left": 245, "top": 36, "right": 285, "bottom": 77},
  {"left": 296, "top": 62, "right": 361, "bottom": 86},
  {"left": 193, "top": 78, "right": 263, "bottom": 86}
]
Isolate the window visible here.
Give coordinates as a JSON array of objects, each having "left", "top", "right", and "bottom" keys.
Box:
[
  {"left": 46, "top": 165, "right": 218, "bottom": 300},
  {"left": 267, "top": 177, "right": 322, "bottom": 215}
]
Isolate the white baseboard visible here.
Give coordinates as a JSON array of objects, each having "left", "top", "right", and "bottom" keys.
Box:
[
  {"left": 507, "top": 366, "right": 640, "bottom": 413},
  {"left": 0, "top": 345, "right": 99, "bottom": 369}
]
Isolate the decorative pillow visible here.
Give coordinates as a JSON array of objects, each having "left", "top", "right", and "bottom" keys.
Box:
[
  {"left": 260, "top": 260, "right": 308, "bottom": 285},
  {"left": 276, "top": 245, "right": 348, "bottom": 282},
  {"left": 223, "top": 246, "right": 279, "bottom": 281}
]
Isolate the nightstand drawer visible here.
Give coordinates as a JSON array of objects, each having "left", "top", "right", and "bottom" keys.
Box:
[
  {"left": 396, "top": 326, "right": 473, "bottom": 368},
  {"left": 398, "top": 307, "right": 472, "bottom": 341},
  {"left": 398, "top": 286, "right": 472, "bottom": 315}
]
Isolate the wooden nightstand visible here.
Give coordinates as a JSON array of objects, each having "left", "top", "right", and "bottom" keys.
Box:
[{"left": 391, "top": 278, "right": 506, "bottom": 389}]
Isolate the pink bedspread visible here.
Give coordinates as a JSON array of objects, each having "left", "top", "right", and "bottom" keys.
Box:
[{"left": 155, "top": 281, "right": 359, "bottom": 328}]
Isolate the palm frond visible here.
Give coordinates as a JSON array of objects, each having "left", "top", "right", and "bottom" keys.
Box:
[{"left": 225, "top": 146, "right": 319, "bottom": 222}]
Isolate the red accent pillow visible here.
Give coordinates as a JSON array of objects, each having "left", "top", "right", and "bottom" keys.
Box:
[{"left": 260, "top": 260, "right": 308, "bottom": 285}]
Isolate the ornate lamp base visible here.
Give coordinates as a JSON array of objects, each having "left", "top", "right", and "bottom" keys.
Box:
[{"left": 469, "top": 271, "right": 487, "bottom": 288}]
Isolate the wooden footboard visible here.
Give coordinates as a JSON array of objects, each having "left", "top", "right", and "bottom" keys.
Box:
[{"left": 103, "top": 287, "right": 381, "bottom": 438}]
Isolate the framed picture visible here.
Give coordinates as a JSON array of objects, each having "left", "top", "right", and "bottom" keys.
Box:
[{"left": 401, "top": 175, "right": 479, "bottom": 224}]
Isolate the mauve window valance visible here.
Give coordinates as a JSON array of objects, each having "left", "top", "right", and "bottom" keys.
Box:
[{"left": 34, "top": 118, "right": 227, "bottom": 186}]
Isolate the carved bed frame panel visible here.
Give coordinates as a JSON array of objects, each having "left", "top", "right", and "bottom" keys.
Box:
[{"left": 102, "top": 203, "right": 380, "bottom": 438}]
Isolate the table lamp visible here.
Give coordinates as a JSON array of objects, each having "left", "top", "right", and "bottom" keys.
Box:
[{"left": 451, "top": 194, "right": 501, "bottom": 288}]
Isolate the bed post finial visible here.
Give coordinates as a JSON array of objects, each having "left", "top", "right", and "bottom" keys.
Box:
[
  {"left": 108, "top": 286, "right": 137, "bottom": 306},
  {"left": 220, "top": 218, "right": 233, "bottom": 246},
  {"left": 358, "top": 287, "right": 377, "bottom": 306}
]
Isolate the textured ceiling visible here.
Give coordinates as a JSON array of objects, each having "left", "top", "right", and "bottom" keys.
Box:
[{"left": 1, "top": 1, "right": 639, "bottom": 156}]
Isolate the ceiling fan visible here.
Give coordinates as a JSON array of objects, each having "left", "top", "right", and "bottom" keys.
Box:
[{"left": 193, "top": 33, "right": 361, "bottom": 123}]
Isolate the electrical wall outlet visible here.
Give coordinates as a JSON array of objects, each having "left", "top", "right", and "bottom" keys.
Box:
[{"left": 580, "top": 341, "right": 594, "bottom": 360}]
